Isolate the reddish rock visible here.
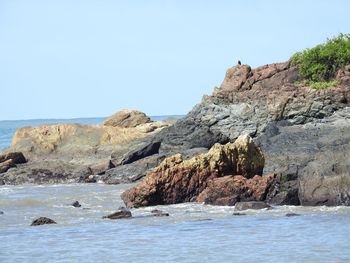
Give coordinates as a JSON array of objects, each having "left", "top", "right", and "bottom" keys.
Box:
[
  {"left": 336, "top": 65, "right": 350, "bottom": 86},
  {"left": 196, "top": 174, "right": 275, "bottom": 206},
  {"left": 121, "top": 135, "right": 265, "bottom": 208}
]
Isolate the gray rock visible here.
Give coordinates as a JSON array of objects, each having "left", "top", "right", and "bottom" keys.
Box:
[
  {"left": 71, "top": 201, "right": 81, "bottom": 208},
  {"left": 119, "top": 140, "right": 161, "bottom": 165},
  {"left": 102, "top": 210, "right": 132, "bottom": 219}
]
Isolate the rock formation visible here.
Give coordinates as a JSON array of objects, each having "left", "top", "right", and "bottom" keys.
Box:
[
  {"left": 0, "top": 110, "right": 171, "bottom": 184},
  {"left": 102, "top": 109, "right": 152, "bottom": 128},
  {"left": 0, "top": 152, "right": 26, "bottom": 174},
  {"left": 121, "top": 135, "right": 271, "bottom": 208}
]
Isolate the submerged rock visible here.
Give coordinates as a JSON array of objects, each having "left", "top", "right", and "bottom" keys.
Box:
[
  {"left": 71, "top": 201, "right": 81, "bottom": 208},
  {"left": 31, "top": 217, "right": 57, "bottom": 226},
  {"left": 234, "top": 201, "right": 271, "bottom": 211},
  {"left": 102, "top": 210, "right": 132, "bottom": 219},
  {"left": 285, "top": 213, "right": 301, "bottom": 217},
  {"left": 121, "top": 135, "right": 265, "bottom": 208},
  {"left": 150, "top": 209, "right": 169, "bottom": 217}
]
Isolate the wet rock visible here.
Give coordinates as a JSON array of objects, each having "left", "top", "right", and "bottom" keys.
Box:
[
  {"left": 102, "top": 210, "right": 132, "bottom": 219},
  {"left": 102, "top": 109, "right": 152, "bottom": 128},
  {"left": 150, "top": 209, "right": 169, "bottom": 217},
  {"left": 234, "top": 201, "right": 271, "bottom": 211},
  {"left": 197, "top": 174, "right": 274, "bottom": 206},
  {"left": 285, "top": 213, "right": 301, "bottom": 217},
  {"left": 121, "top": 135, "right": 265, "bottom": 208},
  {"left": 0, "top": 211, "right": 4, "bottom": 215},
  {"left": 266, "top": 166, "right": 300, "bottom": 205},
  {"left": 31, "top": 217, "right": 57, "bottom": 226},
  {"left": 232, "top": 212, "right": 246, "bottom": 216},
  {"left": 71, "top": 201, "right": 81, "bottom": 208},
  {"left": 83, "top": 175, "right": 97, "bottom": 183}
]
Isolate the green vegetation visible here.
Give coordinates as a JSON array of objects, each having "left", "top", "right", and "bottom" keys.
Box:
[{"left": 291, "top": 33, "right": 350, "bottom": 83}]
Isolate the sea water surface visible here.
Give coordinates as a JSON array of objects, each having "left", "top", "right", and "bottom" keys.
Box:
[
  {"left": 1, "top": 118, "right": 350, "bottom": 262},
  {"left": 0, "top": 183, "right": 350, "bottom": 262}
]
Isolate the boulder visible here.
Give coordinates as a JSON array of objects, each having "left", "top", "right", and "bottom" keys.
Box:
[
  {"left": 197, "top": 174, "right": 274, "bottom": 206},
  {"left": 71, "top": 201, "right": 81, "bottom": 208},
  {"left": 121, "top": 135, "right": 265, "bottom": 208},
  {"left": 235, "top": 201, "right": 271, "bottom": 211},
  {"left": 0, "top": 152, "right": 26, "bottom": 164},
  {"left": 0, "top": 159, "right": 16, "bottom": 174},
  {"left": 102, "top": 109, "right": 152, "bottom": 128},
  {"left": 31, "top": 217, "right": 57, "bottom": 226},
  {"left": 102, "top": 210, "right": 132, "bottom": 219}
]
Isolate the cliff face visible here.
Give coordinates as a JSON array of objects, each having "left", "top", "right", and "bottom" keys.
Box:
[{"left": 153, "top": 61, "right": 350, "bottom": 206}]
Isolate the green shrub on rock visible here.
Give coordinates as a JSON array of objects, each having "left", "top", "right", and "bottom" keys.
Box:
[{"left": 291, "top": 33, "right": 350, "bottom": 82}]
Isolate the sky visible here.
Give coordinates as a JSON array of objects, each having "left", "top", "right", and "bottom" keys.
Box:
[{"left": 0, "top": 0, "right": 349, "bottom": 120}]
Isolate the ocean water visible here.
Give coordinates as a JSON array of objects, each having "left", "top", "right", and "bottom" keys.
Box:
[
  {"left": 0, "top": 115, "right": 180, "bottom": 150},
  {"left": 0, "top": 183, "right": 350, "bottom": 262}
]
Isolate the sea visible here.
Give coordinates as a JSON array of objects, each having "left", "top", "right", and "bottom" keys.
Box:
[{"left": 1, "top": 118, "right": 350, "bottom": 262}]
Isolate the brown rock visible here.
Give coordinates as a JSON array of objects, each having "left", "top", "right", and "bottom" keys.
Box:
[
  {"left": 103, "top": 109, "right": 152, "bottom": 128},
  {"left": 336, "top": 65, "right": 350, "bottom": 86},
  {"left": 31, "top": 217, "right": 57, "bottom": 226},
  {"left": 0, "top": 152, "right": 26, "bottom": 164},
  {"left": 196, "top": 174, "right": 274, "bottom": 206},
  {"left": 0, "top": 159, "right": 16, "bottom": 173},
  {"left": 121, "top": 135, "right": 265, "bottom": 208}
]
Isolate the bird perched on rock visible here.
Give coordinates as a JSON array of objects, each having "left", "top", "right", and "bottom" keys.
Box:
[{"left": 237, "top": 60, "right": 241, "bottom": 65}]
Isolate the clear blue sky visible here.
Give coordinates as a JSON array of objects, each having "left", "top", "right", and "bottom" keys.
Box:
[{"left": 1, "top": 0, "right": 349, "bottom": 120}]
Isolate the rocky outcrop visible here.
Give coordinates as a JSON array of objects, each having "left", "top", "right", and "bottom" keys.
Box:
[
  {"left": 0, "top": 110, "right": 172, "bottom": 185},
  {"left": 336, "top": 65, "right": 350, "bottom": 86},
  {"left": 121, "top": 135, "right": 267, "bottom": 208},
  {"left": 102, "top": 109, "right": 151, "bottom": 128},
  {"left": 31, "top": 217, "right": 57, "bottom": 226}
]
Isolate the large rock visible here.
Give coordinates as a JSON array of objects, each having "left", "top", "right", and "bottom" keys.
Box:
[
  {"left": 197, "top": 174, "right": 274, "bottom": 206},
  {"left": 121, "top": 135, "right": 265, "bottom": 208},
  {"left": 0, "top": 152, "right": 27, "bottom": 174},
  {"left": 31, "top": 217, "right": 57, "bottom": 226},
  {"left": 0, "top": 152, "right": 26, "bottom": 164},
  {"left": 102, "top": 109, "right": 152, "bottom": 128}
]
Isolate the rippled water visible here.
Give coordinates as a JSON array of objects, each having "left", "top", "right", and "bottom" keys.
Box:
[{"left": 1, "top": 184, "right": 350, "bottom": 262}]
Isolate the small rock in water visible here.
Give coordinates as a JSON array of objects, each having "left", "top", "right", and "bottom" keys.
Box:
[
  {"left": 285, "top": 213, "right": 301, "bottom": 217},
  {"left": 71, "top": 201, "right": 81, "bottom": 208},
  {"left": 103, "top": 210, "right": 132, "bottom": 219},
  {"left": 0, "top": 211, "right": 4, "bottom": 215},
  {"left": 31, "top": 217, "right": 57, "bottom": 226},
  {"left": 232, "top": 212, "right": 246, "bottom": 216},
  {"left": 235, "top": 201, "right": 271, "bottom": 211},
  {"left": 151, "top": 209, "right": 169, "bottom": 217}
]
